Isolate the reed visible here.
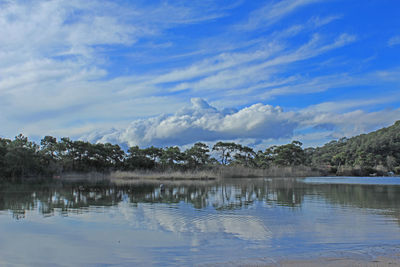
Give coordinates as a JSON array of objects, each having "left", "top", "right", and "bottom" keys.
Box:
[
  {"left": 109, "top": 169, "right": 218, "bottom": 180},
  {"left": 108, "top": 165, "right": 322, "bottom": 182},
  {"left": 218, "top": 165, "right": 321, "bottom": 178}
]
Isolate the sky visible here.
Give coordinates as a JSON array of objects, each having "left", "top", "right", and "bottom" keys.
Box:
[{"left": 1, "top": 0, "right": 400, "bottom": 150}]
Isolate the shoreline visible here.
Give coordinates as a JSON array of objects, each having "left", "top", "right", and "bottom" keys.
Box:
[
  {"left": 211, "top": 246, "right": 400, "bottom": 267},
  {"left": 2, "top": 167, "right": 398, "bottom": 184},
  {"left": 206, "top": 256, "right": 400, "bottom": 267},
  {"left": 61, "top": 165, "right": 323, "bottom": 182},
  {"left": 274, "top": 256, "right": 400, "bottom": 267}
]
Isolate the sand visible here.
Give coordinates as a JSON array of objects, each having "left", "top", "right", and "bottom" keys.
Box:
[
  {"left": 276, "top": 255, "right": 400, "bottom": 267},
  {"left": 203, "top": 250, "right": 400, "bottom": 267}
]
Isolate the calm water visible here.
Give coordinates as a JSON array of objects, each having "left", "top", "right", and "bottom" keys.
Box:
[{"left": 1, "top": 177, "right": 400, "bottom": 266}]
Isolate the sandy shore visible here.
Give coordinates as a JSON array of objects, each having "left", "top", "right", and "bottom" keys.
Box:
[
  {"left": 204, "top": 251, "right": 400, "bottom": 267},
  {"left": 275, "top": 255, "right": 400, "bottom": 267}
]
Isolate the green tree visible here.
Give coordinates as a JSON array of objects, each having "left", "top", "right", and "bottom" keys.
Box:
[
  {"left": 104, "top": 143, "right": 125, "bottom": 170},
  {"left": 39, "top": 136, "right": 61, "bottom": 175},
  {"left": 386, "top": 155, "right": 397, "bottom": 171},
  {"left": 184, "top": 142, "right": 210, "bottom": 168},
  {"left": 143, "top": 146, "right": 162, "bottom": 162},
  {"left": 253, "top": 150, "right": 271, "bottom": 168},
  {"left": 126, "top": 146, "right": 154, "bottom": 170},
  {"left": 232, "top": 145, "right": 256, "bottom": 167},
  {"left": 212, "top": 142, "right": 240, "bottom": 165},
  {"left": 331, "top": 152, "right": 346, "bottom": 167},
  {"left": 266, "top": 141, "right": 305, "bottom": 166},
  {"left": 160, "top": 146, "right": 184, "bottom": 169},
  {"left": 4, "top": 134, "right": 41, "bottom": 178},
  {"left": 0, "top": 138, "right": 11, "bottom": 178},
  {"left": 40, "top": 136, "right": 58, "bottom": 159}
]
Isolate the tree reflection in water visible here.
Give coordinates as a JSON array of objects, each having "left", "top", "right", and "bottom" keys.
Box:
[{"left": 1, "top": 178, "right": 399, "bottom": 222}]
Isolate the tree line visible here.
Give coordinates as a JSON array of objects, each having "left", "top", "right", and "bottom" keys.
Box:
[
  {"left": 1, "top": 120, "right": 399, "bottom": 179},
  {"left": 308, "top": 120, "right": 400, "bottom": 175}
]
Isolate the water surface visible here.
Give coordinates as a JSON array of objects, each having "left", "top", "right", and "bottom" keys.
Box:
[{"left": 0, "top": 177, "right": 400, "bottom": 266}]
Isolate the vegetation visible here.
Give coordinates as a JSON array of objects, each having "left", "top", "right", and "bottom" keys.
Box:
[
  {"left": 309, "top": 120, "right": 400, "bottom": 176},
  {"left": 1, "top": 121, "right": 400, "bottom": 180}
]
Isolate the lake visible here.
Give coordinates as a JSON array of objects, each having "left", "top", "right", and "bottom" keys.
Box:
[{"left": 1, "top": 177, "right": 400, "bottom": 266}]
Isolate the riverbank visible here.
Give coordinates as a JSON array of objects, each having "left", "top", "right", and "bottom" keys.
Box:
[
  {"left": 109, "top": 165, "right": 322, "bottom": 181},
  {"left": 46, "top": 165, "right": 323, "bottom": 183},
  {"left": 3, "top": 165, "right": 397, "bottom": 184},
  {"left": 274, "top": 256, "right": 400, "bottom": 267},
  {"left": 218, "top": 246, "right": 400, "bottom": 267},
  {"left": 225, "top": 257, "right": 400, "bottom": 267}
]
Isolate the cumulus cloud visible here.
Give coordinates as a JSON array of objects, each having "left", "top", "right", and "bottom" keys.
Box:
[
  {"left": 83, "top": 98, "right": 400, "bottom": 148},
  {"left": 84, "top": 98, "right": 298, "bottom": 147}
]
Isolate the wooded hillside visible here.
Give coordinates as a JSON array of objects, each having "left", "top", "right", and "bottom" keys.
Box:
[{"left": 309, "top": 120, "right": 400, "bottom": 175}]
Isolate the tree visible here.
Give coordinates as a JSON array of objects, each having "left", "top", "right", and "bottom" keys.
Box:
[
  {"left": 232, "top": 145, "right": 256, "bottom": 167},
  {"left": 212, "top": 142, "right": 240, "bottom": 165},
  {"left": 126, "top": 146, "right": 154, "bottom": 170},
  {"left": 0, "top": 138, "right": 11, "bottom": 178},
  {"left": 40, "top": 136, "right": 58, "bottom": 159},
  {"left": 253, "top": 150, "right": 270, "bottom": 168},
  {"left": 143, "top": 146, "right": 162, "bottom": 162},
  {"left": 58, "top": 137, "right": 74, "bottom": 171},
  {"left": 386, "top": 155, "right": 397, "bottom": 171},
  {"left": 104, "top": 143, "right": 125, "bottom": 170},
  {"left": 4, "top": 134, "right": 41, "bottom": 178},
  {"left": 266, "top": 141, "right": 305, "bottom": 166},
  {"left": 184, "top": 142, "right": 210, "bottom": 168},
  {"left": 160, "top": 146, "right": 184, "bottom": 169},
  {"left": 40, "top": 136, "right": 61, "bottom": 175},
  {"left": 331, "top": 152, "right": 346, "bottom": 167}
]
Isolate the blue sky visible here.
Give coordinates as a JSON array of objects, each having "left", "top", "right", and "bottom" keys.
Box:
[{"left": 1, "top": 0, "right": 400, "bottom": 149}]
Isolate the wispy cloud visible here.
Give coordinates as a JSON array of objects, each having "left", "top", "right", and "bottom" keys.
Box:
[
  {"left": 309, "top": 15, "right": 342, "bottom": 27},
  {"left": 0, "top": 0, "right": 399, "bottom": 148},
  {"left": 159, "top": 33, "right": 357, "bottom": 97},
  {"left": 237, "top": 0, "right": 322, "bottom": 31},
  {"left": 388, "top": 35, "right": 400, "bottom": 47},
  {"left": 0, "top": 0, "right": 230, "bottom": 136}
]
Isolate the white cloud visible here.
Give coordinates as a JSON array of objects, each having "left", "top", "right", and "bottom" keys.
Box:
[
  {"left": 302, "top": 95, "right": 400, "bottom": 113},
  {"left": 0, "top": 26, "right": 360, "bottom": 139},
  {"left": 0, "top": 0, "right": 229, "bottom": 137},
  {"left": 163, "top": 33, "right": 356, "bottom": 96},
  {"left": 136, "top": 204, "right": 271, "bottom": 241},
  {"left": 238, "top": 0, "right": 321, "bottom": 31},
  {"left": 388, "top": 35, "right": 400, "bottom": 47},
  {"left": 0, "top": 0, "right": 224, "bottom": 60},
  {"left": 309, "top": 15, "right": 342, "bottom": 27},
  {"left": 301, "top": 108, "right": 400, "bottom": 139},
  {"left": 83, "top": 98, "right": 298, "bottom": 147},
  {"left": 0, "top": 1, "right": 139, "bottom": 63},
  {"left": 83, "top": 98, "right": 400, "bottom": 148},
  {"left": 0, "top": 0, "right": 397, "bottom": 149}
]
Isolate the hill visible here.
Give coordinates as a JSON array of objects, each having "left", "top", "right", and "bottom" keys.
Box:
[{"left": 309, "top": 120, "right": 400, "bottom": 175}]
